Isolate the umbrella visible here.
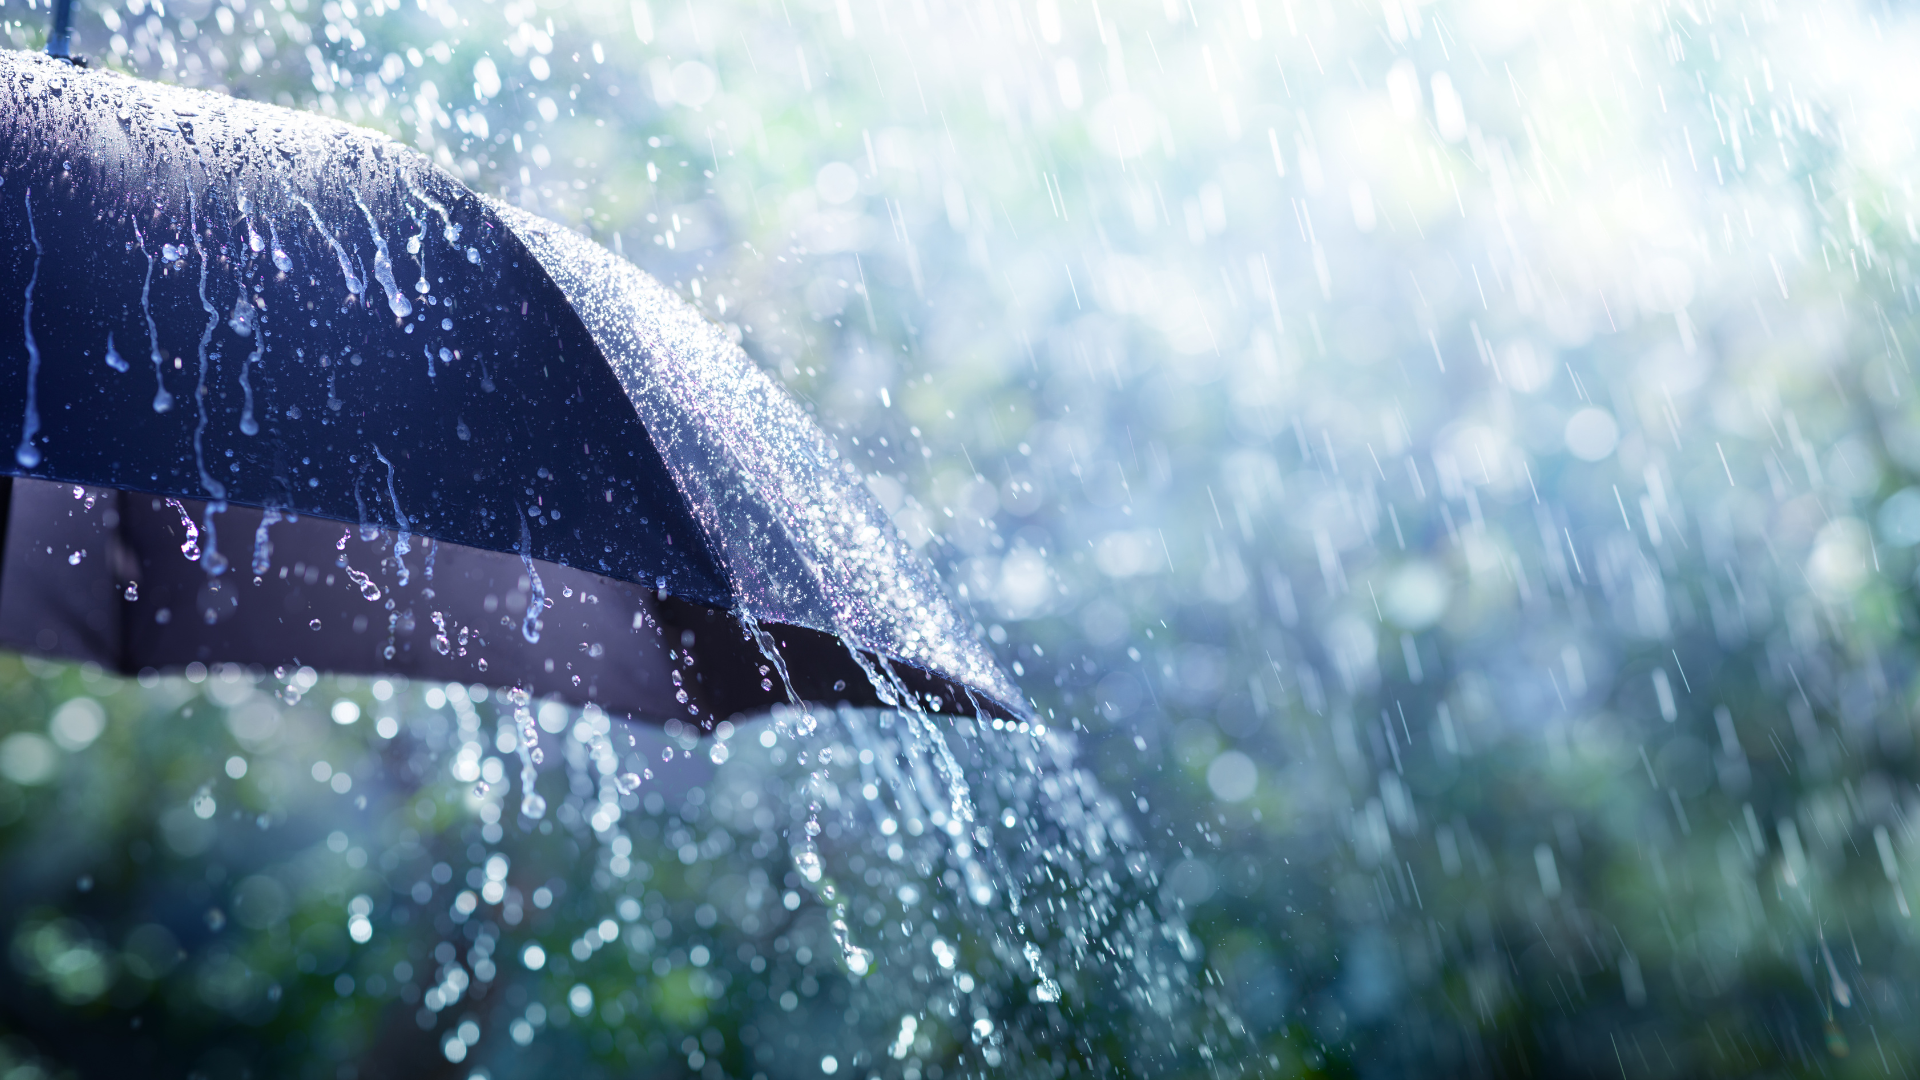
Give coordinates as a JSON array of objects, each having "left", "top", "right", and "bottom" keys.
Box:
[{"left": 0, "top": 49, "right": 1027, "bottom": 726}]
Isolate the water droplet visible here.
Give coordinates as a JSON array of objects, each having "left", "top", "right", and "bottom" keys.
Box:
[
  {"left": 842, "top": 947, "right": 871, "bottom": 975},
  {"left": 310, "top": 619, "right": 322, "bottom": 630},
  {"left": 165, "top": 499, "right": 201, "bottom": 560},
  {"left": 794, "top": 849, "right": 822, "bottom": 882},
  {"left": 228, "top": 292, "right": 254, "bottom": 336},
  {"left": 346, "top": 567, "right": 382, "bottom": 602},
  {"left": 104, "top": 333, "right": 129, "bottom": 373}
]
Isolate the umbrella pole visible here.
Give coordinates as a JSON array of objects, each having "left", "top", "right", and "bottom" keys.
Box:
[{"left": 46, "top": 0, "right": 78, "bottom": 62}]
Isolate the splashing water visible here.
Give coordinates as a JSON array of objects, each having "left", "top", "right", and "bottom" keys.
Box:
[{"left": 404, "top": 206, "right": 430, "bottom": 294}]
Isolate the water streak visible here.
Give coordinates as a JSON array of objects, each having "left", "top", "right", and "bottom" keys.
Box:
[
  {"left": 235, "top": 187, "right": 266, "bottom": 253},
  {"left": 267, "top": 219, "right": 293, "bottom": 274},
  {"left": 232, "top": 280, "right": 264, "bottom": 436},
  {"left": 103, "top": 332, "right": 129, "bottom": 373},
  {"left": 250, "top": 508, "right": 282, "bottom": 576},
  {"left": 200, "top": 502, "right": 229, "bottom": 576},
  {"left": 351, "top": 187, "right": 414, "bottom": 318},
  {"left": 517, "top": 512, "right": 545, "bottom": 644},
  {"left": 187, "top": 187, "right": 228, "bottom": 508},
  {"left": 372, "top": 444, "right": 411, "bottom": 586},
  {"left": 295, "top": 195, "right": 365, "bottom": 299},
  {"left": 164, "top": 499, "right": 201, "bottom": 561},
  {"left": 14, "top": 189, "right": 42, "bottom": 469},
  {"left": 401, "top": 174, "right": 462, "bottom": 245},
  {"left": 131, "top": 222, "right": 173, "bottom": 412},
  {"left": 509, "top": 686, "right": 545, "bottom": 818},
  {"left": 406, "top": 207, "right": 430, "bottom": 294}
]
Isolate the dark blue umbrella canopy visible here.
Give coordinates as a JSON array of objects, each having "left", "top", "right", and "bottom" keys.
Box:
[{"left": 0, "top": 50, "right": 1025, "bottom": 725}]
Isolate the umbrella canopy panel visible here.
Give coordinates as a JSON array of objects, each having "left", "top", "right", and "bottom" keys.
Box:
[
  {"left": 0, "top": 52, "right": 1026, "bottom": 722},
  {"left": 0, "top": 54, "right": 726, "bottom": 605},
  {"left": 501, "top": 207, "right": 1026, "bottom": 717}
]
